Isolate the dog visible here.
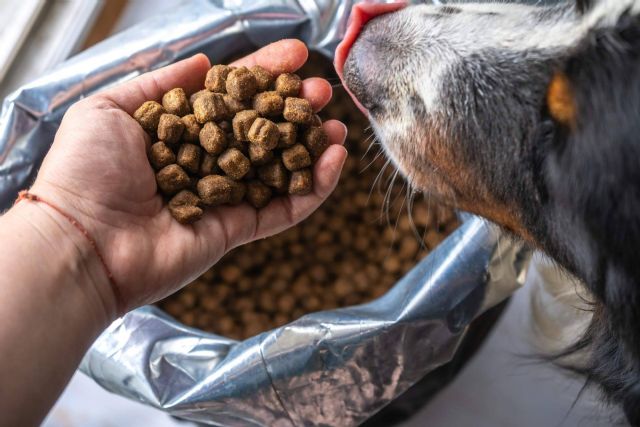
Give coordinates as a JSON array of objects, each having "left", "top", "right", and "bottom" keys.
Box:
[{"left": 335, "top": 0, "right": 640, "bottom": 424}]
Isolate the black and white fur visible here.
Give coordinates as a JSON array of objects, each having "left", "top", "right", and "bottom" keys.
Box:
[{"left": 342, "top": 0, "right": 640, "bottom": 424}]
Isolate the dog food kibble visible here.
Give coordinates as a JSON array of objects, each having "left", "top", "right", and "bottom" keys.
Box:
[
  {"left": 250, "top": 65, "right": 274, "bottom": 92},
  {"left": 253, "top": 91, "right": 284, "bottom": 116},
  {"left": 288, "top": 168, "right": 312, "bottom": 195},
  {"left": 193, "top": 92, "right": 228, "bottom": 124},
  {"left": 217, "top": 148, "right": 250, "bottom": 180},
  {"left": 199, "top": 154, "right": 219, "bottom": 177},
  {"left": 223, "top": 94, "right": 248, "bottom": 116},
  {"left": 303, "top": 126, "right": 330, "bottom": 159},
  {"left": 247, "top": 118, "right": 279, "bottom": 149},
  {"left": 246, "top": 180, "right": 272, "bottom": 208},
  {"left": 149, "top": 141, "right": 176, "bottom": 170},
  {"left": 199, "top": 122, "right": 227, "bottom": 155},
  {"left": 181, "top": 114, "right": 201, "bottom": 143},
  {"left": 156, "top": 164, "right": 190, "bottom": 195},
  {"left": 226, "top": 67, "right": 258, "bottom": 100},
  {"left": 275, "top": 73, "right": 302, "bottom": 97},
  {"left": 228, "top": 137, "right": 248, "bottom": 155},
  {"left": 189, "top": 89, "right": 208, "bottom": 108},
  {"left": 205, "top": 65, "right": 232, "bottom": 93},
  {"left": 310, "top": 114, "right": 323, "bottom": 128},
  {"left": 162, "top": 88, "right": 190, "bottom": 117},
  {"left": 157, "top": 114, "right": 185, "bottom": 146},
  {"left": 283, "top": 97, "right": 313, "bottom": 124},
  {"left": 258, "top": 160, "right": 287, "bottom": 191},
  {"left": 282, "top": 144, "right": 311, "bottom": 171},
  {"left": 277, "top": 122, "right": 297, "bottom": 148},
  {"left": 133, "top": 60, "right": 335, "bottom": 224},
  {"left": 177, "top": 144, "right": 201, "bottom": 175},
  {"left": 134, "top": 101, "right": 164, "bottom": 133},
  {"left": 232, "top": 110, "right": 259, "bottom": 141},
  {"left": 168, "top": 190, "right": 203, "bottom": 224},
  {"left": 248, "top": 143, "right": 274, "bottom": 166},
  {"left": 229, "top": 180, "right": 247, "bottom": 205},
  {"left": 197, "top": 175, "right": 234, "bottom": 206}
]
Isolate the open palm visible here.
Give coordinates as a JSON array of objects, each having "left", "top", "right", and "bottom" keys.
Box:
[{"left": 32, "top": 40, "right": 347, "bottom": 312}]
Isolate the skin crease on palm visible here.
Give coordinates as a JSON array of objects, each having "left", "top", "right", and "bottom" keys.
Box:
[{"left": 30, "top": 39, "right": 348, "bottom": 316}]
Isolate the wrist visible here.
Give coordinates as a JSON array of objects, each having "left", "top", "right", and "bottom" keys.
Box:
[{"left": 5, "top": 199, "right": 118, "bottom": 329}]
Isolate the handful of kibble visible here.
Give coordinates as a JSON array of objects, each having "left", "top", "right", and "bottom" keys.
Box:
[{"left": 132, "top": 64, "right": 329, "bottom": 224}]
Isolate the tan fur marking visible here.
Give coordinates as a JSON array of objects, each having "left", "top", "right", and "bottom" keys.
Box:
[{"left": 547, "top": 72, "right": 577, "bottom": 128}]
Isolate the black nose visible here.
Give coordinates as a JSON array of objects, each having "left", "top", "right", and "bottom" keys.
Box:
[{"left": 343, "top": 41, "right": 381, "bottom": 113}]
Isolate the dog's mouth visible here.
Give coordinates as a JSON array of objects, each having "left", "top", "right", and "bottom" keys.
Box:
[{"left": 334, "top": 1, "right": 407, "bottom": 115}]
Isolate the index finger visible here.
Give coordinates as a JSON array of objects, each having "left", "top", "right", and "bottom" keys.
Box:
[{"left": 230, "top": 39, "right": 308, "bottom": 74}]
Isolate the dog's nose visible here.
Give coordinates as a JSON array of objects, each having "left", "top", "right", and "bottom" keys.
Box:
[{"left": 335, "top": 2, "right": 406, "bottom": 115}]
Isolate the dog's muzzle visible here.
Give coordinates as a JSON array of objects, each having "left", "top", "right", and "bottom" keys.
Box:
[{"left": 334, "top": 2, "right": 406, "bottom": 116}]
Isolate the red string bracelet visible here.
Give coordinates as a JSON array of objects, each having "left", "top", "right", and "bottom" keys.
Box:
[{"left": 15, "top": 190, "right": 122, "bottom": 314}]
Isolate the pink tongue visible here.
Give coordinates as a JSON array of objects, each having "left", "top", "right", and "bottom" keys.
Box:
[{"left": 334, "top": 1, "right": 407, "bottom": 115}]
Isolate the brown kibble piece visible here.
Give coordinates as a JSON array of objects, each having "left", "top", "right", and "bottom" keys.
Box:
[
  {"left": 223, "top": 94, "right": 248, "bottom": 116},
  {"left": 149, "top": 141, "right": 176, "bottom": 170},
  {"left": 226, "top": 67, "right": 257, "bottom": 100},
  {"left": 227, "top": 137, "right": 248, "bottom": 155},
  {"left": 250, "top": 65, "right": 274, "bottom": 91},
  {"left": 219, "top": 121, "right": 231, "bottom": 132},
  {"left": 310, "top": 114, "right": 322, "bottom": 128},
  {"left": 276, "top": 122, "right": 297, "bottom": 148},
  {"left": 181, "top": 114, "right": 201, "bottom": 143},
  {"left": 205, "top": 64, "right": 232, "bottom": 93},
  {"left": 247, "top": 118, "right": 279, "bottom": 150},
  {"left": 157, "top": 114, "right": 185, "bottom": 145},
  {"left": 193, "top": 92, "right": 228, "bottom": 123},
  {"left": 199, "top": 154, "right": 219, "bottom": 177},
  {"left": 282, "top": 144, "right": 311, "bottom": 171},
  {"left": 156, "top": 164, "right": 190, "bottom": 195},
  {"left": 217, "top": 148, "right": 250, "bottom": 180},
  {"left": 288, "top": 168, "right": 312, "bottom": 195},
  {"left": 197, "top": 175, "right": 235, "bottom": 206},
  {"left": 199, "top": 122, "right": 227, "bottom": 155},
  {"left": 189, "top": 89, "right": 209, "bottom": 108},
  {"left": 168, "top": 190, "right": 203, "bottom": 224},
  {"left": 162, "top": 88, "right": 190, "bottom": 116},
  {"left": 258, "top": 160, "right": 287, "bottom": 191},
  {"left": 283, "top": 97, "right": 313, "bottom": 124},
  {"left": 177, "top": 144, "right": 201, "bottom": 174},
  {"left": 277, "top": 294, "right": 296, "bottom": 313},
  {"left": 232, "top": 110, "right": 259, "bottom": 141},
  {"left": 229, "top": 180, "right": 247, "bottom": 205},
  {"left": 134, "top": 101, "right": 164, "bottom": 133},
  {"left": 303, "top": 126, "right": 330, "bottom": 158},
  {"left": 275, "top": 73, "right": 302, "bottom": 97},
  {"left": 248, "top": 143, "right": 274, "bottom": 166},
  {"left": 252, "top": 91, "right": 283, "bottom": 116},
  {"left": 246, "top": 180, "right": 272, "bottom": 208},
  {"left": 169, "top": 190, "right": 201, "bottom": 208}
]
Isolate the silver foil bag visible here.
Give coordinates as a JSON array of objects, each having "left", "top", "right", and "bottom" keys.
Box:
[{"left": 0, "top": 0, "right": 532, "bottom": 425}]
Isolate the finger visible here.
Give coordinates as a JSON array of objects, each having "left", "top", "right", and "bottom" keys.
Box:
[
  {"left": 100, "top": 54, "right": 211, "bottom": 115},
  {"left": 300, "top": 78, "right": 333, "bottom": 112},
  {"left": 230, "top": 39, "right": 308, "bottom": 74},
  {"left": 322, "top": 120, "right": 348, "bottom": 147}
]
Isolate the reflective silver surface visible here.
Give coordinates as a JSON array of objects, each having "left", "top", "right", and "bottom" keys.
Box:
[
  {"left": 83, "top": 219, "right": 530, "bottom": 426},
  {"left": 0, "top": 1, "right": 534, "bottom": 425}
]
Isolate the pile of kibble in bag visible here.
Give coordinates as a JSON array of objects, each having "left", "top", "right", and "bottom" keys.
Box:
[
  {"left": 133, "top": 64, "right": 329, "bottom": 223},
  {"left": 157, "top": 54, "right": 459, "bottom": 340}
]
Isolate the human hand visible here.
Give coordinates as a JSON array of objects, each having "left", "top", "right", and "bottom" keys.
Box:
[{"left": 30, "top": 39, "right": 347, "bottom": 316}]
